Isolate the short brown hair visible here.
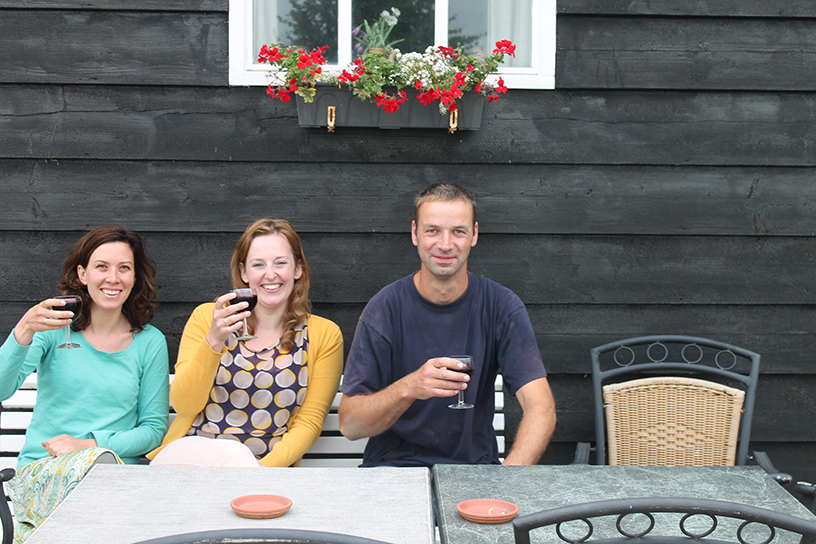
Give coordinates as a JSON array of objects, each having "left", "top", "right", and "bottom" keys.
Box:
[
  {"left": 414, "top": 182, "right": 476, "bottom": 225},
  {"left": 230, "top": 218, "right": 312, "bottom": 352},
  {"left": 57, "top": 226, "right": 158, "bottom": 332}
]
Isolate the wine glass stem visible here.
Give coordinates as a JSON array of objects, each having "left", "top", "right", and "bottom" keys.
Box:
[
  {"left": 458, "top": 391, "right": 464, "bottom": 405},
  {"left": 65, "top": 325, "right": 71, "bottom": 344},
  {"left": 243, "top": 318, "right": 249, "bottom": 337}
]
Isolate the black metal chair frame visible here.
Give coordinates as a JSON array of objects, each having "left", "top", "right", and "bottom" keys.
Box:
[
  {"left": 130, "top": 528, "right": 392, "bottom": 544},
  {"left": 573, "top": 335, "right": 789, "bottom": 483},
  {"left": 0, "top": 468, "right": 14, "bottom": 544},
  {"left": 512, "top": 497, "right": 816, "bottom": 544}
]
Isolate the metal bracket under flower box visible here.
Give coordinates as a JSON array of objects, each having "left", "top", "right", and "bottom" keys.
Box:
[{"left": 295, "top": 86, "right": 484, "bottom": 133}]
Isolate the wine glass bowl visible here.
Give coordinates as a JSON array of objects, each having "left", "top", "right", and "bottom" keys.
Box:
[
  {"left": 230, "top": 288, "right": 258, "bottom": 341},
  {"left": 54, "top": 295, "right": 82, "bottom": 349},
  {"left": 448, "top": 355, "right": 475, "bottom": 410}
]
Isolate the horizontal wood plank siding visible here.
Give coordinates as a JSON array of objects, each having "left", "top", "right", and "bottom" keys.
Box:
[
  {"left": 558, "top": 1, "right": 816, "bottom": 17},
  {"left": 0, "top": 1, "right": 227, "bottom": 10},
  {"left": 2, "top": 232, "right": 815, "bottom": 305},
  {"left": 2, "top": 86, "right": 816, "bottom": 165},
  {"left": 1, "top": 3, "right": 815, "bottom": 487},
  {"left": 0, "top": 10, "right": 228, "bottom": 85},
  {"left": 557, "top": 15, "right": 816, "bottom": 90},
  {"left": 2, "top": 160, "right": 816, "bottom": 236}
]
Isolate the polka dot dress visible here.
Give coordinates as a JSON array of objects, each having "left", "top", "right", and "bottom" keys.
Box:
[{"left": 188, "top": 321, "right": 309, "bottom": 458}]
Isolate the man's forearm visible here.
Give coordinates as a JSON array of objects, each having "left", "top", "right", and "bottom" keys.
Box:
[
  {"left": 338, "top": 357, "right": 470, "bottom": 440},
  {"left": 338, "top": 380, "right": 416, "bottom": 441},
  {"left": 503, "top": 378, "right": 557, "bottom": 465},
  {"left": 503, "top": 407, "right": 555, "bottom": 465}
]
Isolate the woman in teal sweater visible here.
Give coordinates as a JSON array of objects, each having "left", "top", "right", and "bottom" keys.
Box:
[{"left": 0, "top": 226, "right": 169, "bottom": 542}]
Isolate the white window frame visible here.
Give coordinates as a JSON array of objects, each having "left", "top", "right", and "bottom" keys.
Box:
[{"left": 229, "top": 0, "right": 555, "bottom": 89}]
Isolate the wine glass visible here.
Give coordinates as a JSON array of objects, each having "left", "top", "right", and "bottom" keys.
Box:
[
  {"left": 230, "top": 288, "right": 257, "bottom": 341},
  {"left": 54, "top": 295, "right": 82, "bottom": 349},
  {"left": 448, "top": 355, "right": 475, "bottom": 410}
]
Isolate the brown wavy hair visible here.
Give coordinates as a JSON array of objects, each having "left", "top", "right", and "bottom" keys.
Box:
[
  {"left": 230, "top": 218, "right": 312, "bottom": 352},
  {"left": 56, "top": 226, "right": 158, "bottom": 333}
]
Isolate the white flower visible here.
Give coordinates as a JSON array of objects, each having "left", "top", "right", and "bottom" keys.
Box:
[{"left": 391, "top": 7, "right": 401, "bottom": 16}]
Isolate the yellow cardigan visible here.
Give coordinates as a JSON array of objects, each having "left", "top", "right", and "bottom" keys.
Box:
[{"left": 147, "top": 303, "right": 343, "bottom": 467}]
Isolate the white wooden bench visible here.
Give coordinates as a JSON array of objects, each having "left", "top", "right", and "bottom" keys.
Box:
[{"left": 0, "top": 374, "right": 505, "bottom": 469}]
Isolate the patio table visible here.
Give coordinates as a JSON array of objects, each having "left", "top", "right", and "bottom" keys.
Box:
[
  {"left": 433, "top": 464, "right": 815, "bottom": 544},
  {"left": 25, "top": 465, "right": 435, "bottom": 544}
]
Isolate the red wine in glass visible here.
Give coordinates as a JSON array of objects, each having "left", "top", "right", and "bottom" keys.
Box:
[
  {"left": 54, "top": 295, "right": 82, "bottom": 349},
  {"left": 230, "top": 288, "right": 257, "bottom": 341},
  {"left": 448, "top": 355, "right": 475, "bottom": 409}
]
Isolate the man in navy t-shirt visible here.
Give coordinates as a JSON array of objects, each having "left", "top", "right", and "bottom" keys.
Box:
[{"left": 339, "top": 182, "right": 557, "bottom": 467}]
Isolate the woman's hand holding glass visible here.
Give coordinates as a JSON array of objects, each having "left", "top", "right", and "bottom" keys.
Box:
[
  {"left": 12, "top": 297, "right": 81, "bottom": 347},
  {"left": 204, "top": 291, "right": 253, "bottom": 351}
]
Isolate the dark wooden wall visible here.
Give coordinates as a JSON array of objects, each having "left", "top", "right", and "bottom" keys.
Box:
[{"left": 1, "top": 0, "right": 815, "bottom": 488}]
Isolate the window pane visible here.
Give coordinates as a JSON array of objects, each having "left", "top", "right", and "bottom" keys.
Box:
[
  {"left": 449, "top": 0, "right": 531, "bottom": 67},
  {"left": 253, "top": 0, "right": 339, "bottom": 64},
  {"left": 448, "top": 0, "right": 487, "bottom": 54},
  {"left": 351, "top": 0, "right": 433, "bottom": 57}
]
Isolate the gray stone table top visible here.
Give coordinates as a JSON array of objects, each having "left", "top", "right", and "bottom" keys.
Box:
[
  {"left": 26, "top": 464, "right": 434, "bottom": 544},
  {"left": 433, "top": 464, "right": 815, "bottom": 544}
]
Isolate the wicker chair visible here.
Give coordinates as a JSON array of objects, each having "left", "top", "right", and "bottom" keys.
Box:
[
  {"left": 573, "top": 336, "right": 789, "bottom": 482},
  {"left": 512, "top": 497, "right": 816, "bottom": 544}
]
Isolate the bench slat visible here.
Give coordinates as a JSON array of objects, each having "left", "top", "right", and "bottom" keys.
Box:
[
  {"left": 299, "top": 458, "right": 363, "bottom": 467},
  {"left": 2, "top": 372, "right": 507, "bottom": 466},
  {"left": 0, "top": 412, "right": 31, "bottom": 430},
  {"left": 2, "top": 390, "right": 37, "bottom": 410},
  {"left": 305, "top": 436, "right": 369, "bottom": 454},
  {"left": 0, "top": 435, "right": 26, "bottom": 453},
  {"left": 301, "top": 436, "right": 505, "bottom": 458}
]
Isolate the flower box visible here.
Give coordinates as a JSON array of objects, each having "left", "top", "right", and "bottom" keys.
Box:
[{"left": 295, "top": 85, "right": 484, "bottom": 131}]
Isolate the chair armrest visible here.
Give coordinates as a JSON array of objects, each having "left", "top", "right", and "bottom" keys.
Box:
[
  {"left": 751, "top": 451, "right": 792, "bottom": 485},
  {"left": 572, "top": 442, "right": 591, "bottom": 464},
  {"left": 0, "top": 469, "right": 14, "bottom": 484},
  {"left": 795, "top": 481, "right": 816, "bottom": 497}
]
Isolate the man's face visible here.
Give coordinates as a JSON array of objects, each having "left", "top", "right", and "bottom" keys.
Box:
[{"left": 412, "top": 199, "right": 478, "bottom": 280}]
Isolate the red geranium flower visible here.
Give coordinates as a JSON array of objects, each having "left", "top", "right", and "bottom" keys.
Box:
[
  {"left": 296, "top": 53, "right": 312, "bottom": 70},
  {"left": 437, "top": 46, "right": 456, "bottom": 58},
  {"left": 493, "top": 40, "right": 516, "bottom": 57},
  {"left": 258, "top": 45, "right": 283, "bottom": 64}
]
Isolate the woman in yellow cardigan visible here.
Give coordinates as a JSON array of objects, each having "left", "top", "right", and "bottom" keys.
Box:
[{"left": 148, "top": 218, "right": 343, "bottom": 467}]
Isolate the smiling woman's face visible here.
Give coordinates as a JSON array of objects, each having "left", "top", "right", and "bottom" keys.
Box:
[
  {"left": 77, "top": 241, "right": 135, "bottom": 312},
  {"left": 239, "top": 233, "right": 303, "bottom": 311}
]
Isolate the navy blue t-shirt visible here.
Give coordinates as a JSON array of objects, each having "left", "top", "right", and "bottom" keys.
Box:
[{"left": 341, "top": 272, "right": 547, "bottom": 467}]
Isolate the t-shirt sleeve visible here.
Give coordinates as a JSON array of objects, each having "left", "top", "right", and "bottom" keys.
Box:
[
  {"left": 341, "top": 312, "right": 392, "bottom": 397},
  {"left": 496, "top": 297, "right": 547, "bottom": 396}
]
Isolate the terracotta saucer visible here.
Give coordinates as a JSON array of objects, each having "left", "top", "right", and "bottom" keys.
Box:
[
  {"left": 457, "top": 498, "right": 519, "bottom": 524},
  {"left": 230, "top": 494, "right": 293, "bottom": 519}
]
